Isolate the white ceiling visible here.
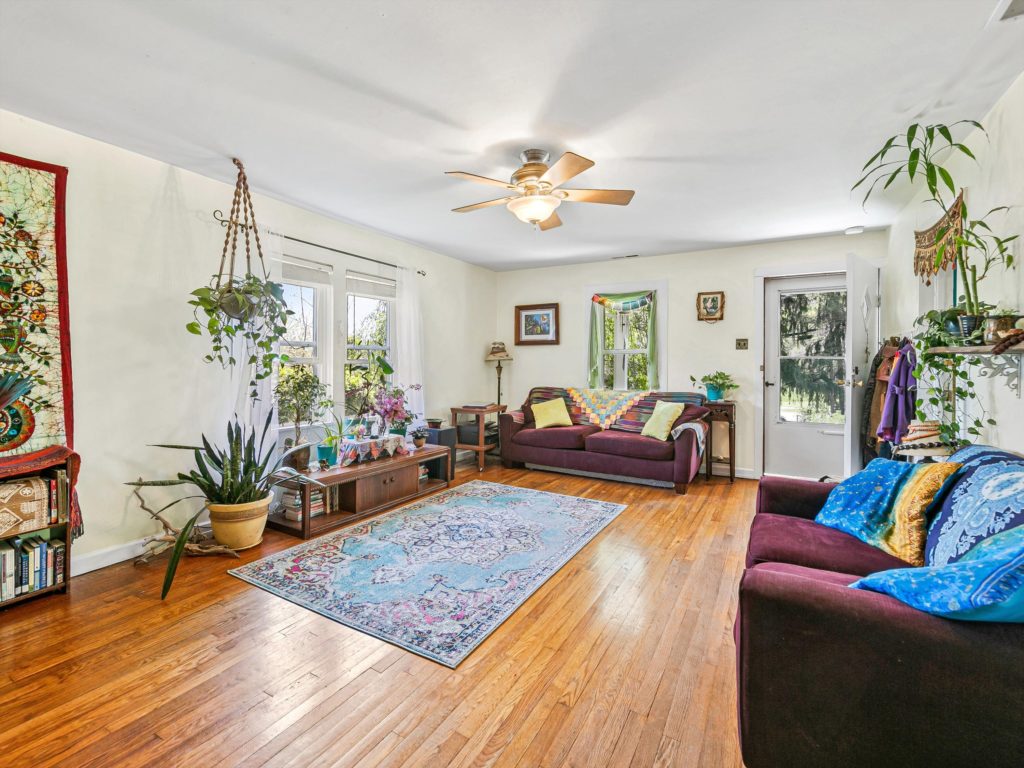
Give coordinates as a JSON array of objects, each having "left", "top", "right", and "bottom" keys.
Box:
[{"left": 3, "top": 1, "right": 1024, "bottom": 270}]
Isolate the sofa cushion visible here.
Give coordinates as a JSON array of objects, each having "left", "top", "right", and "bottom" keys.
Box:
[
  {"left": 512, "top": 424, "right": 599, "bottom": 450},
  {"left": 747, "top": 513, "right": 911, "bottom": 576},
  {"left": 926, "top": 448, "right": 1024, "bottom": 566},
  {"left": 584, "top": 429, "right": 674, "bottom": 461},
  {"left": 641, "top": 400, "right": 684, "bottom": 441},
  {"left": 532, "top": 397, "right": 573, "bottom": 428}
]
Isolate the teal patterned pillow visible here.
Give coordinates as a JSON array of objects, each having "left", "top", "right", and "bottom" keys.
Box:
[
  {"left": 851, "top": 525, "right": 1024, "bottom": 622},
  {"left": 815, "top": 458, "right": 917, "bottom": 550}
]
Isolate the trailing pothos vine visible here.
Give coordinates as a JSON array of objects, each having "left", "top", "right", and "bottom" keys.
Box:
[{"left": 187, "top": 159, "right": 292, "bottom": 399}]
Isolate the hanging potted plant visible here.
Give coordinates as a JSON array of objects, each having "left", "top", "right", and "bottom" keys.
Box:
[
  {"left": 128, "top": 411, "right": 322, "bottom": 597},
  {"left": 274, "top": 365, "right": 329, "bottom": 471},
  {"left": 185, "top": 159, "right": 292, "bottom": 398}
]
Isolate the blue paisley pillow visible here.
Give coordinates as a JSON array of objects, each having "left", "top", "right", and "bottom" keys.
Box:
[
  {"left": 925, "top": 449, "right": 1024, "bottom": 566},
  {"left": 852, "top": 525, "right": 1024, "bottom": 622},
  {"left": 815, "top": 458, "right": 917, "bottom": 549}
]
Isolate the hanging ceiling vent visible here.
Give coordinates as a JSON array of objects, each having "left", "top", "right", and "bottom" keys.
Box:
[{"left": 999, "top": 0, "right": 1024, "bottom": 21}]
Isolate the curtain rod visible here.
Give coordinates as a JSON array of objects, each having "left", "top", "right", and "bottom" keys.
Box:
[{"left": 212, "top": 210, "right": 426, "bottom": 276}]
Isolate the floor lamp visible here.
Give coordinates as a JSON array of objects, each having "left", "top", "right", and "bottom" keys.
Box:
[{"left": 485, "top": 341, "right": 513, "bottom": 405}]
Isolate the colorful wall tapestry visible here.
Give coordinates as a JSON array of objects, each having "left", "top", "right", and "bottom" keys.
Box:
[
  {"left": 914, "top": 191, "right": 963, "bottom": 286},
  {"left": 0, "top": 153, "right": 73, "bottom": 454}
]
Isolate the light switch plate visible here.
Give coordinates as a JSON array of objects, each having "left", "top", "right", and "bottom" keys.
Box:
[{"left": 736, "top": 338, "right": 749, "bottom": 350}]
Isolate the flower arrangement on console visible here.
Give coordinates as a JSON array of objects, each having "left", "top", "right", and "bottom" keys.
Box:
[{"left": 372, "top": 383, "right": 422, "bottom": 435}]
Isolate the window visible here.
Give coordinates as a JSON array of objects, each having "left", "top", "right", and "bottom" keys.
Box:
[
  {"left": 344, "top": 273, "right": 394, "bottom": 402},
  {"left": 601, "top": 308, "right": 650, "bottom": 389},
  {"left": 280, "top": 282, "right": 321, "bottom": 374}
]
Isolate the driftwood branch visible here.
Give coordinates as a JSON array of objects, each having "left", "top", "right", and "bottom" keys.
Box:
[{"left": 131, "top": 483, "right": 240, "bottom": 563}]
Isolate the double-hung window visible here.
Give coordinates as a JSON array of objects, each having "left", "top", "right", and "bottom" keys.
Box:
[
  {"left": 344, "top": 271, "right": 396, "bottom": 402},
  {"left": 280, "top": 282, "right": 322, "bottom": 376},
  {"left": 601, "top": 307, "right": 651, "bottom": 390}
]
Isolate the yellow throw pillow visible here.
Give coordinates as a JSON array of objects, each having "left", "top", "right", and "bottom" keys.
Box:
[
  {"left": 882, "top": 461, "right": 961, "bottom": 566},
  {"left": 532, "top": 398, "right": 573, "bottom": 429},
  {"left": 641, "top": 400, "right": 685, "bottom": 441}
]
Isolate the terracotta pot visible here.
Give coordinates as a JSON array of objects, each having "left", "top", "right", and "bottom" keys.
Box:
[
  {"left": 425, "top": 419, "right": 442, "bottom": 429},
  {"left": 283, "top": 443, "right": 312, "bottom": 471},
  {"left": 984, "top": 315, "right": 1021, "bottom": 345},
  {"left": 413, "top": 436, "right": 427, "bottom": 448},
  {"left": 206, "top": 493, "right": 272, "bottom": 550}
]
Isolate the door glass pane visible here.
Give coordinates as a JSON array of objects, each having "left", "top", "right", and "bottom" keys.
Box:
[
  {"left": 779, "top": 290, "right": 846, "bottom": 357},
  {"left": 779, "top": 359, "right": 845, "bottom": 424}
]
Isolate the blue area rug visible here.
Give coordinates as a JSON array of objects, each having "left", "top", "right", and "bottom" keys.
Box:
[{"left": 229, "top": 480, "right": 626, "bottom": 667}]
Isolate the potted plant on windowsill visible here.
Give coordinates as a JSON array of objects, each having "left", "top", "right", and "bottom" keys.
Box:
[
  {"left": 690, "top": 371, "right": 737, "bottom": 402},
  {"left": 128, "top": 412, "right": 322, "bottom": 598},
  {"left": 275, "top": 366, "right": 330, "bottom": 471}
]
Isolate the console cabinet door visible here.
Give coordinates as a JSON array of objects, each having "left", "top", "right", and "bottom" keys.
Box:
[
  {"left": 388, "top": 465, "right": 419, "bottom": 501},
  {"left": 355, "top": 472, "right": 390, "bottom": 512}
]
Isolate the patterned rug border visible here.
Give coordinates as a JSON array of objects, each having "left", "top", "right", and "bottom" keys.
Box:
[{"left": 228, "top": 480, "right": 627, "bottom": 667}]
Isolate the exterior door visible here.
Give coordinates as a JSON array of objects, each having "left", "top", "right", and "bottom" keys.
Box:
[{"left": 764, "top": 274, "right": 848, "bottom": 479}]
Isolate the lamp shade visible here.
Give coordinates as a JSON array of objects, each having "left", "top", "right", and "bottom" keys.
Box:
[
  {"left": 506, "top": 194, "right": 561, "bottom": 225},
  {"left": 485, "top": 341, "right": 513, "bottom": 361}
]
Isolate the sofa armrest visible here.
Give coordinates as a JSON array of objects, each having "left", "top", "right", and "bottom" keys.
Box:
[
  {"left": 755, "top": 475, "right": 835, "bottom": 519},
  {"left": 499, "top": 411, "right": 526, "bottom": 460},
  {"left": 736, "top": 564, "right": 1024, "bottom": 768}
]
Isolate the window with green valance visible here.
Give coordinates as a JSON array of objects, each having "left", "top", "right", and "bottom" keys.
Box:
[{"left": 588, "top": 290, "right": 658, "bottom": 389}]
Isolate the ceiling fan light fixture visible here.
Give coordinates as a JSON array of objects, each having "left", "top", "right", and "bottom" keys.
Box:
[{"left": 506, "top": 194, "right": 561, "bottom": 225}]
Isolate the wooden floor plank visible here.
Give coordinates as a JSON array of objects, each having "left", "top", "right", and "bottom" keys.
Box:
[{"left": 0, "top": 464, "right": 753, "bottom": 768}]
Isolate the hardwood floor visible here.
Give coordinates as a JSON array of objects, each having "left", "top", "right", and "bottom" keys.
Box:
[{"left": 0, "top": 463, "right": 755, "bottom": 767}]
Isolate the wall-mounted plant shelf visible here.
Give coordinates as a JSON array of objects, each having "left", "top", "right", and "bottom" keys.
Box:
[{"left": 926, "top": 345, "right": 1023, "bottom": 397}]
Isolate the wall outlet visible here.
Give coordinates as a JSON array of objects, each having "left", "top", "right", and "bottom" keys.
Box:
[{"left": 736, "top": 338, "right": 749, "bottom": 350}]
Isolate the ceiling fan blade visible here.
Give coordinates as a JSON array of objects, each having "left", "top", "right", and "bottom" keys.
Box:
[
  {"left": 538, "top": 211, "right": 562, "bottom": 231},
  {"left": 559, "top": 188, "right": 635, "bottom": 205},
  {"left": 445, "top": 171, "right": 515, "bottom": 190},
  {"left": 452, "top": 196, "right": 517, "bottom": 213},
  {"left": 540, "top": 152, "right": 595, "bottom": 189}
]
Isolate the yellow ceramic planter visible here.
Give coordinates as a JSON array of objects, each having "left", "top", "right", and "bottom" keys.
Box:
[{"left": 206, "top": 493, "right": 273, "bottom": 551}]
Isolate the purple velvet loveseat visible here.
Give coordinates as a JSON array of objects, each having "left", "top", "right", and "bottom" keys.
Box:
[
  {"left": 499, "top": 387, "right": 709, "bottom": 494},
  {"left": 736, "top": 474, "right": 1024, "bottom": 767}
]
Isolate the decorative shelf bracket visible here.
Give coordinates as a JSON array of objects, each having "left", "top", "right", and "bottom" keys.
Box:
[{"left": 975, "top": 353, "right": 1021, "bottom": 398}]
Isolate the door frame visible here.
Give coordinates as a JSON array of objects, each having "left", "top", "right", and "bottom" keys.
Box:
[{"left": 752, "top": 257, "right": 864, "bottom": 477}]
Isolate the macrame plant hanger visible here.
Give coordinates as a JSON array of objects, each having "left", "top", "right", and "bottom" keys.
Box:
[{"left": 216, "top": 158, "right": 269, "bottom": 295}]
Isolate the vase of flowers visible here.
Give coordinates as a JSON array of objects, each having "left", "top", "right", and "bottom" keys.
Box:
[{"left": 373, "top": 383, "right": 421, "bottom": 436}]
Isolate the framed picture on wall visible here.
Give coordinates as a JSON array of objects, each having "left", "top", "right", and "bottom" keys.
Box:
[
  {"left": 515, "top": 303, "right": 559, "bottom": 345},
  {"left": 696, "top": 291, "right": 725, "bottom": 322}
]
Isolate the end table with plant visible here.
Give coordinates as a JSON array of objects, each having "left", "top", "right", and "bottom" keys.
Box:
[{"left": 690, "top": 371, "right": 738, "bottom": 402}]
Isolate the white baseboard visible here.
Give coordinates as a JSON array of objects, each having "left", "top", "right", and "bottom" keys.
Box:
[
  {"left": 709, "top": 466, "right": 759, "bottom": 480},
  {"left": 71, "top": 536, "right": 149, "bottom": 577}
]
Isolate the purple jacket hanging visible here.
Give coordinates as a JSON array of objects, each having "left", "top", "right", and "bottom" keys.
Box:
[{"left": 876, "top": 340, "right": 917, "bottom": 444}]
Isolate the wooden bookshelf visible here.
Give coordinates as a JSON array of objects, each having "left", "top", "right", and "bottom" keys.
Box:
[{"left": 0, "top": 454, "right": 73, "bottom": 609}]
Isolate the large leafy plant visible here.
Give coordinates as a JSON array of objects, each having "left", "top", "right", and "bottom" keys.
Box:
[
  {"left": 274, "top": 365, "right": 330, "bottom": 447},
  {"left": 127, "top": 411, "right": 321, "bottom": 598},
  {"left": 854, "top": 120, "right": 1016, "bottom": 316},
  {"left": 690, "top": 371, "right": 738, "bottom": 393},
  {"left": 187, "top": 273, "right": 292, "bottom": 398}
]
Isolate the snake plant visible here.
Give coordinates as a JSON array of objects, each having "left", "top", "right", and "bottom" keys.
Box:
[{"left": 128, "top": 410, "right": 322, "bottom": 598}]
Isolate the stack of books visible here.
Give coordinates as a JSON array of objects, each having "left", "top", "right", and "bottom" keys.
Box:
[
  {"left": 0, "top": 471, "right": 70, "bottom": 539},
  {"left": 0, "top": 536, "right": 65, "bottom": 600},
  {"left": 280, "top": 488, "right": 326, "bottom": 522}
]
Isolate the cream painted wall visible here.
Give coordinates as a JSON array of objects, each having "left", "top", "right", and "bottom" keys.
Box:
[
  {"left": 882, "top": 72, "right": 1024, "bottom": 453},
  {"left": 493, "top": 231, "right": 890, "bottom": 477},
  {"left": 0, "top": 108, "right": 496, "bottom": 567}
]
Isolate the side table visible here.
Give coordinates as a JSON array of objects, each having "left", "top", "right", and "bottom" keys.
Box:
[
  {"left": 704, "top": 400, "right": 736, "bottom": 482},
  {"left": 451, "top": 404, "right": 507, "bottom": 471}
]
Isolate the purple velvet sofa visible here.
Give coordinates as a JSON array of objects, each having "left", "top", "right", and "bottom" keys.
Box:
[
  {"left": 499, "top": 388, "right": 709, "bottom": 494},
  {"left": 736, "top": 475, "right": 1024, "bottom": 768}
]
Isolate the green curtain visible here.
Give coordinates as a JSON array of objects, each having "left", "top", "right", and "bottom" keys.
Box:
[{"left": 587, "top": 291, "right": 658, "bottom": 389}]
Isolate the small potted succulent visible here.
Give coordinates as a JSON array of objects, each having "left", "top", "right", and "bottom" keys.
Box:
[
  {"left": 274, "top": 366, "right": 329, "bottom": 471},
  {"left": 410, "top": 427, "right": 430, "bottom": 448},
  {"left": 690, "top": 371, "right": 738, "bottom": 402}
]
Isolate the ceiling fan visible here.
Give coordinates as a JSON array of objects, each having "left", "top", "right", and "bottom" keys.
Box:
[{"left": 445, "top": 149, "right": 635, "bottom": 231}]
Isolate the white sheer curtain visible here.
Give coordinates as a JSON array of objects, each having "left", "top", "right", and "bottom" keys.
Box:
[
  {"left": 233, "top": 228, "right": 283, "bottom": 441},
  {"left": 394, "top": 267, "right": 426, "bottom": 427}
]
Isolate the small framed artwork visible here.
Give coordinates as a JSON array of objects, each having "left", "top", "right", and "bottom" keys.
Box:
[
  {"left": 696, "top": 291, "right": 725, "bottom": 322},
  {"left": 515, "top": 303, "right": 559, "bottom": 345}
]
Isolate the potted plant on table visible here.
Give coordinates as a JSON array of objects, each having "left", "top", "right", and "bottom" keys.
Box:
[
  {"left": 410, "top": 427, "right": 429, "bottom": 448},
  {"left": 317, "top": 411, "right": 345, "bottom": 467},
  {"left": 373, "top": 383, "right": 422, "bottom": 435},
  {"left": 128, "top": 412, "right": 322, "bottom": 598},
  {"left": 274, "top": 366, "right": 329, "bottom": 471},
  {"left": 690, "top": 371, "right": 738, "bottom": 402}
]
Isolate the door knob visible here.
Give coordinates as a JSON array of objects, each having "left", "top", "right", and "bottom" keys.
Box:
[{"left": 764, "top": 381, "right": 776, "bottom": 387}]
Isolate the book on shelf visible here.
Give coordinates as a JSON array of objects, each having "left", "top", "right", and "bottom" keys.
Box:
[
  {"left": 0, "top": 535, "right": 64, "bottom": 601},
  {"left": 0, "top": 471, "right": 70, "bottom": 539}
]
